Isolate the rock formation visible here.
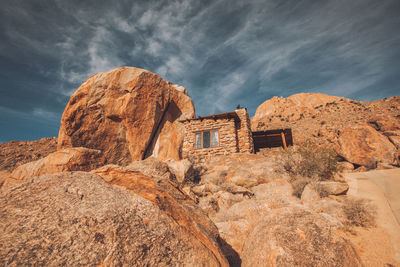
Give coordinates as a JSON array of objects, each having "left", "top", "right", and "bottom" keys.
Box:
[
  {"left": 0, "top": 137, "right": 57, "bottom": 172},
  {"left": 58, "top": 67, "right": 195, "bottom": 165},
  {"left": 252, "top": 93, "right": 343, "bottom": 126},
  {"left": 241, "top": 207, "right": 362, "bottom": 266},
  {"left": 5, "top": 147, "right": 104, "bottom": 186},
  {"left": 0, "top": 170, "right": 229, "bottom": 266},
  {"left": 337, "top": 124, "right": 397, "bottom": 167},
  {"left": 252, "top": 93, "right": 400, "bottom": 168}
]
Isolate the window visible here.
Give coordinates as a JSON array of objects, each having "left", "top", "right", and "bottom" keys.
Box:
[{"left": 194, "top": 130, "right": 219, "bottom": 149}]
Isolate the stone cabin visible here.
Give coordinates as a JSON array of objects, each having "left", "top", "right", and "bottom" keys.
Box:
[{"left": 179, "top": 108, "right": 254, "bottom": 163}]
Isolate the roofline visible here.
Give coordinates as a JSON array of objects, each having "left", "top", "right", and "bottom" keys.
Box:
[{"left": 178, "top": 111, "right": 240, "bottom": 122}]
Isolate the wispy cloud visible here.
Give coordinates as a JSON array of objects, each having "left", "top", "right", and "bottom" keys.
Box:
[{"left": 0, "top": 0, "right": 399, "bottom": 141}]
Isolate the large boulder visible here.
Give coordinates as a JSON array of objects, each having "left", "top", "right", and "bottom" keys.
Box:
[
  {"left": 337, "top": 124, "right": 397, "bottom": 168},
  {"left": 58, "top": 67, "right": 195, "bottom": 165},
  {"left": 241, "top": 207, "right": 362, "bottom": 267},
  {"left": 91, "top": 164, "right": 231, "bottom": 266},
  {"left": 0, "top": 171, "right": 229, "bottom": 266}
]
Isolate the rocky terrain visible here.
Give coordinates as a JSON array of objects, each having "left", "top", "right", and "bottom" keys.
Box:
[
  {"left": 252, "top": 93, "right": 400, "bottom": 169},
  {"left": 0, "top": 137, "right": 57, "bottom": 172},
  {"left": 0, "top": 67, "right": 399, "bottom": 266},
  {"left": 0, "top": 137, "right": 57, "bottom": 187}
]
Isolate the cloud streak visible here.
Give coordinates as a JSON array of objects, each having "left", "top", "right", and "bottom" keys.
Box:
[{"left": 0, "top": 0, "right": 399, "bottom": 142}]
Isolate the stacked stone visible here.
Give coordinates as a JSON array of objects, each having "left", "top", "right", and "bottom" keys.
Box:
[
  {"left": 235, "top": 108, "right": 255, "bottom": 153},
  {"left": 181, "top": 117, "right": 238, "bottom": 163}
]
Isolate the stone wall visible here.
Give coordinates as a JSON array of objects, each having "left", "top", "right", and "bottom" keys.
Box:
[
  {"left": 181, "top": 118, "right": 238, "bottom": 163},
  {"left": 235, "top": 108, "right": 255, "bottom": 153},
  {"left": 181, "top": 108, "right": 255, "bottom": 163}
]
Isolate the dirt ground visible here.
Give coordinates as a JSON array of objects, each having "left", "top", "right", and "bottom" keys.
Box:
[{"left": 343, "top": 168, "right": 400, "bottom": 266}]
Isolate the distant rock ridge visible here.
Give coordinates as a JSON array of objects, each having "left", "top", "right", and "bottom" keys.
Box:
[
  {"left": 251, "top": 93, "right": 400, "bottom": 168},
  {"left": 58, "top": 67, "right": 195, "bottom": 166}
]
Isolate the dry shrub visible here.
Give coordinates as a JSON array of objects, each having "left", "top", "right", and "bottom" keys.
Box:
[
  {"left": 278, "top": 140, "right": 343, "bottom": 197},
  {"left": 314, "top": 183, "right": 331, "bottom": 198},
  {"left": 281, "top": 140, "right": 342, "bottom": 181},
  {"left": 342, "top": 198, "right": 376, "bottom": 228}
]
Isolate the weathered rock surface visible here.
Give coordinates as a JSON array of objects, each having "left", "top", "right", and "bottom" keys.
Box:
[
  {"left": 317, "top": 181, "right": 349, "bottom": 196},
  {"left": 251, "top": 93, "right": 400, "bottom": 169},
  {"left": 241, "top": 207, "right": 362, "bottom": 267},
  {"left": 146, "top": 85, "right": 196, "bottom": 160},
  {"left": 6, "top": 147, "right": 103, "bottom": 186},
  {"left": 58, "top": 67, "right": 194, "bottom": 165},
  {"left": 0, "top": 137, "right": 57, "bottom": 172},
  {"left": 126, "top": 156, "right": 176, "bottom": 182},
  {"left": 165, "top": 158, "right": 195, "bottom": 184},
  {"left": 252, "top": 93, "right": 343, "bottom": 128},
  {"left": 337, "top": 124, "right": 397, "bottom": 168},
  {"left": 0, "top": 171, "right": 229, "bottom": 266},
  {"left": 301, "top": 184, "right": 320, "bottom": 202},
  {"left": 91, "top": 164, "right": 231, "bottom": 266}
]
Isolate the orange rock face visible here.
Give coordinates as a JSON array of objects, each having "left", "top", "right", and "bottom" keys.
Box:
[
  {"left": 0, "top": 137, "right": 57, "bottom": 172},
  {"left": 92, "top": 164, "right": 229, "bottom": 266},
  {"left": 6, "top": 147, "right": 104, "bottom": 186},
  {"left": 145, "top": 85, "right": 195, "bottom": 160},
  {"left": 252, "top": 93, "right": 343, "bottom": 128},
  {"left": 251, "top": 93, "right": 400, "bottom": 168},
  {"left": 337, "top": 124, "right": 397, "bottom": 168},
  {"left": 0, "top": 171, "right": 229, "bottom": 266},
  {"left": 58, "top": 67, "right": 194, "bottom": 165}
]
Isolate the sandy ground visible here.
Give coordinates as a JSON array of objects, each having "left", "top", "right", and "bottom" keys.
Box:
[{"left": 344, "top": 168, "right": 400, "bottom": 266}]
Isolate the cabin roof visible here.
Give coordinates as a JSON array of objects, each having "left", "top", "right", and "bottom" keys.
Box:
[{"left": 178, "top": 111, "right": 239, "bottom": 122}]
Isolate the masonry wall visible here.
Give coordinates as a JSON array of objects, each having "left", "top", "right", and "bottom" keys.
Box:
[
  {"left": 182, "top": 117, "right": 238, "bottom": 163},
  {"left": 235, "top": 108, "right": 255, "bottom": 153}
]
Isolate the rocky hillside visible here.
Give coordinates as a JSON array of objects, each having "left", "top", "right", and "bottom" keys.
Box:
[
  {"left": 1, "top": 67, "right": 399, "bottom": 266},
  {"left": 0, "top": 137, "right": 57, "bottom": 172},
  {"left": 252, "top": 93, "right": 400, "bottom": 169}
]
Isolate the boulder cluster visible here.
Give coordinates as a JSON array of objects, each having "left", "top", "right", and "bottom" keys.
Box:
[{"left": 0, "top": 67, "right": 399, "bottom": 266}]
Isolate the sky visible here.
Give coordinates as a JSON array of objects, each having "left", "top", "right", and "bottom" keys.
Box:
[{"left": 0, "top": 0, "right": 399, "bottom": 142}]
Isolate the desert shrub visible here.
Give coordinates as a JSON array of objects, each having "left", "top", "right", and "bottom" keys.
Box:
[
  {"left": 182, "top": 163, "right": 204, "bottom": 186},
  {"left": 314, "top": 183, "right": 330, "bottom": 198},
  {"left": 280, "top": 140, "right": 342, "bottom": 181},
  {"left": 278, "top": 140, "right": 343, "bottom": 197},
  {"left": 342, "top": 198, "right": 376, "bottom": 228}
]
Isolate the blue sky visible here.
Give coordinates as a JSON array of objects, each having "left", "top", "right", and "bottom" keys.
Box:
[{"left": 1, "top": 0, "right": 399, "bottom": 142}]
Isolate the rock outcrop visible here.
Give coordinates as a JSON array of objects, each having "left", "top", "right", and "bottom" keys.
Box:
[
  {"left": 58, "top": 67, "right": 195, "bottom": 165},
  {"left": 0, "top": 137, "right": 57, "bottom": 172},
  {"left": 6, "top": 147, "right": 103, "bottom": 185},
  {"left": 337, "top": 124, "right": 397, "bottom": 168},
  {"left": 0, "top": 171, "right": 229, "bottom": 266},
  {"left": 241, "top": 207, "right": 362, "bottom": 266},
  {"left": 251, "top": 93, "right": 400, "bottom": 168},
  {"left": 252, "top": 93, "right": 343, "bottom": 127}
]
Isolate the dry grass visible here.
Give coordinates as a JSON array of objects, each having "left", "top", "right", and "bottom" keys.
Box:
[
  {"left": 278, "top": 141, "right": 343, "bottom": 197},
  {"left": 342, "top": 197, "right": 377, "bottom": 228},
  {"left": 280, "top": 140, "right": 342, "bottom": 181}
]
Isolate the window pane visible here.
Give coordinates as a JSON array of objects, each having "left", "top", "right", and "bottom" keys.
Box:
[
  {"left": 195, "top": 133, "right": 202, "bottom": 149},
  {"left": 211, "top": 131, "right": 219, "bottom": 147},
  {"left": 203, "top": 131, "right": 210, "bottom": 148}
]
